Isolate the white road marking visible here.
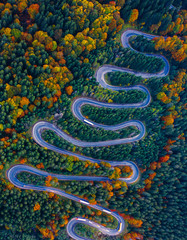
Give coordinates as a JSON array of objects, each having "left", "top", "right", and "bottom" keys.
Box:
[
  {"left": 119, "top": 223, "right": 122, "bottom": 232},
  {"left": 80, "top": 200, "right": 89, "bottom": 205},
  {"left": 7, "top": 29, "right": 169, "bottom": 240},
  {"left": 103, "top": 209, "right": 111, "bottom": 214},
  {"left": 83, "top": 119, "right": 94, "bottom": 126}
]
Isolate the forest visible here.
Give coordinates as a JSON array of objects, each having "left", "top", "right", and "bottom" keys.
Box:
[{"left": 0, "top": 0, "right": 186, "bottom": 240}]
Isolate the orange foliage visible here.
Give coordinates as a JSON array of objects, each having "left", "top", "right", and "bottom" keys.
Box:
[
  {"left": 36, "top": 163, "right": 44, "bottom": 169},
  {"left": 164, "top": 145, "right": 170, "bottom": 152},
  {"left": 34, "top": 202, "right": 40, "bottom": 211},
  {"left": 109, "top": 167, "right": 121, "bottom": 179},
  {"left": 48, "top": 192, "right": 55, "bottom": 198},
  {"left": 34, "top": 98, "right": 41, "bottom": 106},
  {"left": 157, "top": 92, "right": 170, "bottom": 103},
  {"left": 0, "top": 136, "right": 9, "bottom": 141},
  {"left": 28, "top": 104, "right": 35, "bottom": 112},
  {"left": 149, "top": 172, "right": 156, "bottom": 180},
  {"left": 85, "top": 163, "right": 89, "bottom": 168},
  {"left": 143, "top": 168, "right": 157, "bottom": 191},
  {"left": 113, "top": 180, "right": 122, "bottom": 190},
  {"left": 94, "top": 163, "right": 100, "bottom": 169},
  {"left": 124, "top": 232, "right": 143, "bottom": 240},
  {"left": 159, "top": 155, "right": 170, "bottom": 163},
  {"left": 178, "top": 133, "right": 185, "bottom": 140},
  {"left": 157, "top": 70, "right": 185, "bottom": 132},
  {"left": 144, "top": 179, "right": 152, "bottom": 190},
  {"left": 140, "top": 168, "right": 146, "bottom": 173},
  {"left": 45, "top": 41, "right": 57, "bottom": 52},
  {"left": 123, "top": 166, "right": 132, "bottom": 173},
  {"left": 20, "top": 97, "right": 30, "bottom": 108},
  {"left": 20, "top": 158, "right": 27, "bottom": 164},
  {"left": 108, "top": 191, "right": 114, "bottom": 197},
  {"left": 108, "top": 18, "right": 117, "bottom": 34},
  {"left": 159, "top": 10, "right": 187, "bottom": 36},
  {"left": 122, "top": 166, "right": 133, "bottom": 177},
  {"left": 6, "top": 183, "right": 14, "bottom": 190},
  {"left": 96, "top": 210, "right": 102, "bottom": 216},
  {"left": 5, "top": 225, "right": 10, "bottom": 230},
  {"left": 161, "top": 114, "right": 174, "bottom": 126},
  {"left": 17, "top": 0, "right": 27, "bottom": 13},
  {"left": 106, "top": 182, "right": 113, "bottom": 192},
  {"left": 27, "top": 4, "right": 40, "bottom": 19},
  {"left": 150, "top": 21, "right": 161, "bottom": 33},
  {"left": 59, "top": 58, "right": 66, "bottom": 65},
  {"left": 0, "top": 136, "right": 11, "bottom": 148},
  {"left": 37, "top": 225, "right": 56, "bottom": 240},
  {"left": 42, "top": 96, "right": 48, "bottom": 102},
  {"left": 89, "top": 199, "right": 97, "bottom": 205},
  {"left": 65, "top": 86, "right": 73, "bottom": 95},
  {"left": 150, "top": 161, "right": 157, "bottom": 170},
  {"left": 129, "top": 9, "right": 139, "bottom": 23},
  {"left": 101, "top": 162, "right": 111, "bottom": 168},
  {"left": 164, "top": 139, "right": 176, "bottom": 152},
  {"left": 154, "top": 35, "right": 187, "bottom": 62},
  {"left": 4, "top": 128, "right": 16, "bottom": 134},
  {"left": 22, "top": 32, "right": 33, "bottom": 43},
  {"left": 63, "top": 215, "right": 69, "bottom": 224},
  {"left": 47, "top": 98, "right": 53, "bottom": 109},
  {"left": 109, "top": 1, "right": 116, "bottom": 6},
  {"left": 121, "top": 213, "right": 143, "bottom": 228},
  {"left": 45, "top": 175, "right": 53, "bottom": 187}
]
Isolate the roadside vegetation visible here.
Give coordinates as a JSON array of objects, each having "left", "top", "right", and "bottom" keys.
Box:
[{"left": 0, "top": 1, "right": 186, "bottom": 240}]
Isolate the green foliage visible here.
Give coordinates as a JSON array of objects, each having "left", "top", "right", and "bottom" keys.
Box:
[
  {"left": 0, "top": 1, "right": 186, "bottom": 240},
  {"left": 120, "top": 0, "right": 173, "bottom": 26}
]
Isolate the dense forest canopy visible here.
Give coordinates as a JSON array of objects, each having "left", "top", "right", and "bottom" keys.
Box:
[{"left": 0, "top": 0, "right": 186, "bottom": 240}]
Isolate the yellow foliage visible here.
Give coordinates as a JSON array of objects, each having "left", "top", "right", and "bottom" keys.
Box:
[
  {"left": 64, "top": 34, "right": 74, "bottom": 42},
  {"left": 17, "top": 108, "right": 24, "bottom": 118},
  {"left": 36, "top": 225, "right": 55, "bottom": 240},
  {"left": 113, "top": 180, "right": 122, "bottom": 189},
  {"left": 106, "top": 182, "right": 113, "bottom": 192},
  {"left": 154, "top": 35, "right": 187, "bottom": 62},
  {"left": 101, "top": 162, "right": 111, "bottom": 168},
  {"left": 83, "top": 58, "right": 89, "bottom": 63},
  {"left": 108, "top": 99, "right": 113, "bottom": 103},
  {"left": 0, "top": 124, "right": 4, "bottom": 131},
  {"left": 18, "top": 0, "right": 28, "bottom": 12}
]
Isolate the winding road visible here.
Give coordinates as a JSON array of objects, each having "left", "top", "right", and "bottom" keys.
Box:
[{"left": 7, "top": 30, "right": 169, "bottom": 240}]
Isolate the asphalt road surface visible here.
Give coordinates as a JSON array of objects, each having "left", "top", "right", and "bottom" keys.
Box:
[{"left": 7, "top": 30, "right": 169, "bottom": 240}]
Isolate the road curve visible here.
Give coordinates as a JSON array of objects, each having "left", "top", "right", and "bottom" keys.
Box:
[{"left": 7, "top": 29, "right": 169, "bottom": 240}]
